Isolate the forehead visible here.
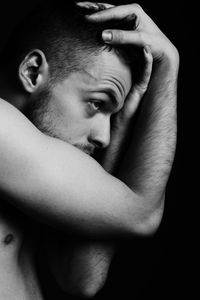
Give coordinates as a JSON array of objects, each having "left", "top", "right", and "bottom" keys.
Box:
[
  {"left": 56, "top": 50, "right": 132, "bottom": 109},
  {"left": 82, "top": 50, "right": 132, "bottom": 102}
]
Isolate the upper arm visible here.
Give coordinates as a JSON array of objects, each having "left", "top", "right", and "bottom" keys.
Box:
[{"left": 0, "top": 99, "right": 158, "bottom": 237}]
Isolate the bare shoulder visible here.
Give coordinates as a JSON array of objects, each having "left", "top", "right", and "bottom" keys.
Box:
[
  {"left": 0, "top": 97, "right": 14, "bottom": 108},
  {"left": 0, "top": 98, "right": 22, "bottom": 134},
  {"left": 0, "top": 97, "right": 25, "bottom": 118},
  {"left": 0, "top": 97, "right": 25, "bottom": 122},
  {"left": 0, "top": 97, "right": 45, "bottom": 170},
  {"left": 0, "top": 97, "right": 42, "bottom": 138}
]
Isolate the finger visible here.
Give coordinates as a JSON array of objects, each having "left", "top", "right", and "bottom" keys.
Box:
[
  {"left": 102, "top": 29, "right": 146, "bottom": 47},
  {"left": 138, "top": 46, "right": 153, "bottom": 91},
  {"left": 125, "top": 47, "right": 153, "bottom": 116},
  {"left": 86, "top": 3, "right": 143, "bottom": 22},
  {"left": 92, "top": 2, "right": 114, "bottom": 9},
  {"left": 76, "top": 2, "right": 114, "bottom": 11}
]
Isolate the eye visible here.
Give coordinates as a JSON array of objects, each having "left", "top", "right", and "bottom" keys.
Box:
[{"left": 88, "top": 100, "right": 103, "bottom": 112}]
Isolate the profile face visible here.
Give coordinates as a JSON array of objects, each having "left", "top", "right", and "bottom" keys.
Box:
[{"left": 37, "top": 50, "right": 132, "bottom": 155}]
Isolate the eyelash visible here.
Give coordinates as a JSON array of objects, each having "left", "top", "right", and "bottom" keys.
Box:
[{"left": 88, "top": 100, "right": 103, "bottom": 112}]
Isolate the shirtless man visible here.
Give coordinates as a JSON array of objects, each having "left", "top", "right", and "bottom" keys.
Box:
[{"left": 0, "top": 1, "right": 179, "bottom": 299}]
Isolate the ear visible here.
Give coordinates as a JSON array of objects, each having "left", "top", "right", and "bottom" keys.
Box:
[{"left": 19, "top": 49, "right": 49, "bottom": 93}]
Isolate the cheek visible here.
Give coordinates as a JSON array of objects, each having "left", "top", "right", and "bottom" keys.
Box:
[
  {"left": 51, "top": 94, "right": 84, "bottom": 126},
  {"left": 56, "top": 107, "right": 93, "bottom": 141},
  {"left": 50, "top": 88, "right": 93, "bottom": 140},
  {"left": 59, "top": 104, "right": 88, "bottom": 134}
]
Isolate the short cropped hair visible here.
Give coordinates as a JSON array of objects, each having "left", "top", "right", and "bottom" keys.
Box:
[{"left": 1, "top": 0, "right": 142, "bottom": 84}]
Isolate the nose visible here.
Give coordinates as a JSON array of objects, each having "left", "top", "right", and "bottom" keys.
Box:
[{"left": 88, "top": 115, "right": 111, "bottom": 149}]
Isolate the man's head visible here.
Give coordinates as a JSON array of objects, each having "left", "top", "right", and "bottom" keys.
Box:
[{"left": 1, "top": 1, "right": 141, "bottom": 154}]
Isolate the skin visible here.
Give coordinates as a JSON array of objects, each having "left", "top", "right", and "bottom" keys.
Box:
[
  {"left": 41, "top": 50, "right": 153, "bottom": 297},
  {"left": 38, "top": 50, "right": 135, "bottom": 297},
  {"left": 0, "top": 2, "right": 179, "bottom": 299},
  {"left": 50, "top": 1, "right": 179, "bottom": 296},
  {"left": 0, "top": 50, "right": 133, "bottom": 299},
  {"left": 31, "top": 50, "right": 132, "bottom": 151}
]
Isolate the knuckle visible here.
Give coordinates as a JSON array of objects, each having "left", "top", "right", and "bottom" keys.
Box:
[{"left": 133, "top": 3, "right": 143, "bottom": 11}]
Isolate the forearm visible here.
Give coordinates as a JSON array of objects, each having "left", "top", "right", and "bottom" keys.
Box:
[
  {"left": 1, "top": 99, "right": 154, "bottom": 237},
  {"left": 58, "top": 55, "right": 179, "bottom": 299},
  {"left": 64, "top": 243, "right": 114, "bottom": 297},
  {"left": 117, "top": 55, "right": 179, "bottom": 210},
  {"left": 45, "top": 237, "right": 115, "bottom": 297},
  {"left": 85, "top": 2, "right": 179, "bottom": 214}
]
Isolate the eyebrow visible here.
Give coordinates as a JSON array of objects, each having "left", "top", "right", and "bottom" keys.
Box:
[
  {"left": 82, "top": 70, "right": 124, "bottom": 109},
  {"left": 101, "top": 88, "right": 118, "bottom": 103},
  {"left": 96, "top": 87, "right": 124, "bottom": 112}
]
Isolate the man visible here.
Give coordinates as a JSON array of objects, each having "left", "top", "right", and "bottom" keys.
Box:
[{"left": 0, "top": 1, "right": 179, "bottom": 299}]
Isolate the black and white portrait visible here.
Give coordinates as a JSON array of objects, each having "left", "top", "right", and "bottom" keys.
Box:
[{"left": 0, "top": 1, "right": 196, "bottom": 299}]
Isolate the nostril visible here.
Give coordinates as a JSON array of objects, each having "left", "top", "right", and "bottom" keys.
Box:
[{"left": 92, "top": 140, "right": 103, "bottom": 149}]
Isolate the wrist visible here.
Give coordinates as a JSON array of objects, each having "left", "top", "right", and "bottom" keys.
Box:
[{"left": 156, "top": 44, "right": 180, "bottom": 75}]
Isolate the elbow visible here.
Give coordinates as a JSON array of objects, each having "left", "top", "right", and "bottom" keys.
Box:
[
  {"left": 74, "top": 283, "right": 104, "bottom": 299},
  {"left": 55, "top": 278, "right": 104, "bottom": 299},
  {"left": 56, "top": 268, "right": 108, "bottom": 299},
  {"left": 70, "top": 267, "right": 110, "bottom": 298},
  {"left": 63, "top": 279, "right": 106, "bottom": 299},
  {"left": 133, "top": 196, "right": 165, "bottom": 237},
  {"left": 138, "top": 206, "right": 164, "bottom": 236}
]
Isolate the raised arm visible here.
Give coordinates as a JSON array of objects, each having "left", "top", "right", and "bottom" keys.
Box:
[
  {"left": 41, "top": 33, "right": 153, "bottom": 298},
  {"left": 0, "top": 97, "right": 161, "bottom": 238},
  {"left": 0, "top": 3, "right": 178, "bottom": 296},
  {"left": 48, "top": 2, "right": 179, "bottom": 296},
  {"left": 87, "top": 2, "right": 179, "bottom": 214}
]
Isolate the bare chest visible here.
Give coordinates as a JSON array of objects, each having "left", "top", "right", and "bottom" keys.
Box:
[
  {"left": 0, "top": 196, "right": 43, "bottom": 300},
  {"left": 0, "top": 200, "right": 24, "bottom": 257}
]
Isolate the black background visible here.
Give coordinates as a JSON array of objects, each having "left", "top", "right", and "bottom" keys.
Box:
[{"left": 0, "top": 0, "right": 198, "bottom": 299}]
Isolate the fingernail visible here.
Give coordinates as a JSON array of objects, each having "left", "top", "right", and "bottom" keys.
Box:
[{"left": 102, "top": 31, "right": 112, "bottom": 42}]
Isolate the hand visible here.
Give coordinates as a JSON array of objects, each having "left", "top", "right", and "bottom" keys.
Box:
[
  {"left": 77, "top": 3, "right": 154, "bottom": 172},
  {"left": 78, "top": 2, "right": 179, "bottom": 64},
  {"left": 100, "top": 45, "right": 153, "bottom": 173}
]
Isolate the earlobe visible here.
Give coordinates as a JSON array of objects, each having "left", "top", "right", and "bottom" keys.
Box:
[{"left": 19, "top": 49, "right": 49, "bottom": 93}]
